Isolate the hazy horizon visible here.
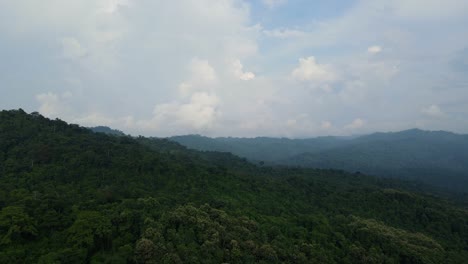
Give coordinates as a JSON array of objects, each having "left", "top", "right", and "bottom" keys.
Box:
[
  {"left": 1, "top": 1, "right": 468, "bottom": 137},
  {"left": 87, "top": 120, "right": 466, "bottom": 139}
]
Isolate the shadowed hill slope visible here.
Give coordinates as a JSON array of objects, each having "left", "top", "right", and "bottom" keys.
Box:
[
  {"left": 171, "top": 130, "right": 468, "bottom": 191},
  {"left": 284, "top": 129, "right": 468, "bottom": 191}
]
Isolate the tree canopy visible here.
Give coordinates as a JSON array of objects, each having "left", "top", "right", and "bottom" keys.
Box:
[{"left": 0, "top": 109, "right": 467, "bottom": 263}]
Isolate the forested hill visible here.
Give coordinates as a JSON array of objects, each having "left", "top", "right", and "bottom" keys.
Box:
[
  {"left": 170, "top": 130, "right": 468, "bottom": 192},
  {"left": 90, "top": 126, "right": 126, "bottom": 136},
  {"left": 1, "top": 109, "right": 468, "bottom": 263},
  {"left": 283, "top": 129, "right": 468, "bottom": 191}
]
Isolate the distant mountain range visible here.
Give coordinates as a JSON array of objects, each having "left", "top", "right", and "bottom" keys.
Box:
[
  {"left": 170, "top": 129, "right": 468, "bottom": 191},
  {"left": 170, "top": 135, "right": 354, "bottom": 162}
]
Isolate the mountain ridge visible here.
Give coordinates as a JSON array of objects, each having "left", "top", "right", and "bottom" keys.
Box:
[{"left": 169, "top": 130, "right": 468, "bottom": 192}]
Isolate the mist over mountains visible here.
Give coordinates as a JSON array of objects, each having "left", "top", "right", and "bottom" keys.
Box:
[{"left": 170, "top": 129, "right": 468, "bottom": 192}]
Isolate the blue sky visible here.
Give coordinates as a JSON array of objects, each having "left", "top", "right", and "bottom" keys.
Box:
[
  {"left": 250, "top": 0, "right": 357, "bottom": 28},
  {"left": 1, "top": 0, "right": 468, "bottom": 137}
]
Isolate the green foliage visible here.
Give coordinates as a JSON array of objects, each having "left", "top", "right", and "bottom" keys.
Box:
[
  {"left": 0, "top": 109, "right": 467, "bottom": 263},
  {"left": 90, "top": 126, "right": 126, "bottom": 136},
  {"left": 0, "top": 206, "right": 37, "bottom": 245},
  {"left": 67, "top": 211, "right": 112, "bottom": 252},
  {"left": 347, "top": 216, "right": 444, "bottom": 263}
]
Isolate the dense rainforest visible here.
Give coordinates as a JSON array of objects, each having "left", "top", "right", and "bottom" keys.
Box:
[
  {"left": 0, "top": 109, "right": 468, "bottom": 263},
  {"left": 170, "top": 131, "right": 468, "bottom": 192}
]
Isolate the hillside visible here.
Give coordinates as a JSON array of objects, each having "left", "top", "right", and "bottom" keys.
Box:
[
  {"left": 0, "top": 110, "right": 467, "bottom": 263},
  {"left": 90, "top": 126, "right": 126, "bottom": 136},
  {"left": 170, "top": 131, "right": 468, "bottom": 192},
  {"left": 284, "top": 130, "right": 468, "bottom": 191}
]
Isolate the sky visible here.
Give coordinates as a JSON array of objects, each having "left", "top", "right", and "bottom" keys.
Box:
[{"left": 1, "top": 0, "right": 468, "bottom": 137}]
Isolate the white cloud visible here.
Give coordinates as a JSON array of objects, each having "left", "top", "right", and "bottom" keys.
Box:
[
  {"left": 321, "top": 121, "right": 332, "bottom": 129},
  {"left": 368, "top": 45, "right": 382, "bottom": 54},
  {"left": 178, "top": 82, "right": 193, "bottom": 98},
  {"left": 421, "top": 104, "right": 445, "bottom": 118},
  {"left": 142, "top": 92, "right": 221, "bottom": 134},
  {"left": 71, "top": 113, "right": 136, "bottom": 129},
  {"left": 345, "top": 118, "right": 366, "bottom": 130},
  {"left": 286, "top": 119, "right": 297, "bottom": 126},
  {"left": 190, "top": 58, "right": 217, "bottom": 83},
  {"left": 72, "top": 113, "right": 117, "bottom": 127},
  {"left": 178, "top": 58, "right": 217, "bottom": 97},
  {"left": 231, "top": 60, "right": 255, "bottom": 80},
  {"left": 36, "top": 92, "right": 72, "bottom": 118},
  {"left": 240, "top": 72, "right": 255, "bottom": 81},
  {"left": 174, "top": 92, "right": 220, "bottom": 129},
  {"left": 36, "top": 93, "right": 59, "bottom": 117},
  {"left": 2, "top": 0, "right": 468, "bottom": 137},
  {"left": 291, "top": 56, "right": 337, "bottom": 83}
]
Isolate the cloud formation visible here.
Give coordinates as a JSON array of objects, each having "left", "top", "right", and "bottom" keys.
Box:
[
  {"left": 36, "top": 92, "right": 72, "bottom": 118},
  {"left": 368, "top": 45, "right": 382, "bottom": 54},
  {"left": 345, "top": 118, "right": 366, "bottom": 130},
  {"left": 178, "top": 58, "right": 218, "bottom": 97},
  {"left": 1, "top": 0, "right": 468, "bottom": 137},
  {"left": 146, "top": 92, "right": 221, "bottom": 134},
  {"left": 292, "top": 57, "right": 337, "bottom": 83},
  {"left": 231, "top": 60, "right": 255, "bottom": 81}
]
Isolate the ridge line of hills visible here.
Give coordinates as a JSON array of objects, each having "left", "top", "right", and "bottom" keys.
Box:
[
  {"left": 171, "top": 128, "right": 465, "bottom": 140},
  {"left": 166, "top": 131, "right": 468, "bottom": 192}
]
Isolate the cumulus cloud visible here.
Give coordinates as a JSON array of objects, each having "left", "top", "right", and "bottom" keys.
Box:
[
  {"left": 421, "top": 104, "right": 445, "bottom": 118},
  {"left": 144, "top": 56, "right": 223, "bottom": 135},
  {"left": 367, "top": 45, "right": 382, "bottom": 54},
  {"left": 321, "top": 121, "right": 332, "bottom": 130},
  {"left": 36, "top": 92, "right": 72, "bottom": 118},
  {"left": 2, "top": 1, "right": 468, "bottom": 137},
  {"left": 190, "top": 58, "right": 217, "bottom": 83},
  {"left": 291, "top": 56, "right": 337, "bottom": 83},
  {"left": 178, "top": 58, "right": 217, "bottom": 97},
  {"left": 179, "top": 58, "right": 218, "bottom": 96},
  {"left": 72, "top": 113, "right": 118, "bottom": 127},
  {"left": 142, "top": 92, "right": 221, "bottom": 134},
  {"left": 231, "top": 60, "right": 255, "bottom": 80},
  {"left": 345, "top": 118, "right": 366, "bottom": 130}
]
